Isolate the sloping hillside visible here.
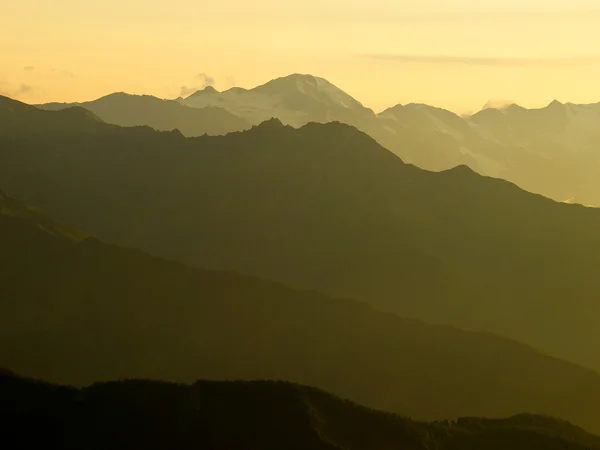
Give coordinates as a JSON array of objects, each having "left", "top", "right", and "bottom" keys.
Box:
[
  {"left": 38, "top": 92, "right": 250, "bottom": 136},
  {"left": 2, "top": 190, "right": 600, "bottom": 432},
  {"left": 2, "top": 96, "right": 600, "bottom": 371},
  {"left": 2, "top": 371, "right": 600, "bottom": 450}
]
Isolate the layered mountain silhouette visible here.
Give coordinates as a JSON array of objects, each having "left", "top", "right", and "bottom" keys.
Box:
[
  {"left": 178, "top": 74, "right": 600, "bottom": 205},
  {"left": 180, "top": 74, "right": 377, "bottom": 128},
  {"left": 3, "top": 371, "right": 600, "bottom": 450},
  {"left": 3, "top": 95, "right": 600, "bottom": 374},
  {"left": 36, "top": 75, "right": 600, "bottom": 205},
  {"left": 381, "top": 100, "right": 600, "bottom": 205},
  {"left": 37, "top": 92, "right": 250, "bottom": 136},
  {"left": 3, "top": 190, "right": 600, "bottom": 432}
]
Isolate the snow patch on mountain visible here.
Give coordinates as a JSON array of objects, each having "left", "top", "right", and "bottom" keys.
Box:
[{"left": 179, "top": 74, "right": 372, "bottom": 127}]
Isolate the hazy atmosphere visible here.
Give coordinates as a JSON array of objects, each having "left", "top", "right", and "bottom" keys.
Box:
[
  {"left": 3, "top": 1, "right": 600, "bottom": 449},
  {"left": 3, "top": 0, "right": 600, "bottom": 113}
]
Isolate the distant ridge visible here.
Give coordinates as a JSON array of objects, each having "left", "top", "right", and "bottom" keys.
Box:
[
  {"left": 3, "top": 184, "right": 600, "bottom": 433},
  {"left": 37, "top": 92, "right": 250, "bottom": 136},
  {"left": 186, "top": 85, "right": 219, "bottom": 98},
  {"left": 30, "top": 73, "right": 600, "bottom": 207}
]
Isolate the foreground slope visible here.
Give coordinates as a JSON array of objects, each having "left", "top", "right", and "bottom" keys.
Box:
[
  {"left": 2, "top": 96, "right": 600, "bottom": 373},
  {"left": 2, "top": 190, "right": 600, "bottom": 432},
  {"left": 3, "top": 371, "right": 600, "bottom": 450},
  {"left": 37, "top": 92, "right": 251, "bottom": 136}
]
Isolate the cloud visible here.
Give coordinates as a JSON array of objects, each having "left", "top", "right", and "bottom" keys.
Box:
[
  {"left": 482, "top": 99, "right": 515, "bottom": 110},
  {"left": 17, "top": 84, "right": 33, "bottom": 94},
  {"left": 305, "top": 8, "right": 600, "bottom": 25},
  {"left": 23, "top": 66, "right": 35, "bottom": 71},
  {"left": 179, "top": 85, "right": 197, "bottom": 97},
  {"left": 224, "top": 75, "right": 236, "bottom": 87},
  {"left": 362, "top": 54, "right": 600, "bottom": 67},
  {"left": 179, "top": 73, "right": 217, "bottom": 97},
  {"left": 197, "top": 72, "right": 215, "bottom": 88},
  {"left": 0, "top": 83, "right": 34, "bottom": 98}
]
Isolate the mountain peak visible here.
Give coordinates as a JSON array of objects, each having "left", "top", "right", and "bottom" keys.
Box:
[
  {"left": 252, "top": 117, "right": 285, "bottom": 130},
  {"left": 255, "top": 73, "right": 320, "bottom": 92},
  {"left": 505, "top": 103, "right": 526, "bottom": 112},
  {"left": 446, "top": 164, "right": 477, "bottom": 176},
  {"left": 187, "top": 85, "right": 219, "bottom": 98},
  {"left": 548, "top": 99, "right": 564, "bottom": 108}
]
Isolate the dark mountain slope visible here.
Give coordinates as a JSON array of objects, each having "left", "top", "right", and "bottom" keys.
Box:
[
  {"left": 0, "top": 187, "right": 85, "bottom": 241},
  {"left": 3, "top": 192, "right": 600, "bottom": 431},
  {"left": 2, "top": 371, "right": 600, "bottom": 450},
  {"left": 2, "top": 97, "right": 600, "bottom": 373},
  {"left": 0, "top": 95, "right": 106, "bottom": 135},
  {"left": 37, "top": 92, "right": 251, "bottom": 136}
]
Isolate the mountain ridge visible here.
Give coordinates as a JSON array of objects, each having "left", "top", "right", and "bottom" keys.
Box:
[
  {"left": 3, "top": 187, "right": 600, "bottom": 433},
  {"left": 36, "top": 92, "right": 251, "bottom": 137},
  {"left": 170, "top": 73, "right": 600, "bottom": 204},
  {"left": 32, "top": 76, "right": 600, "bottom": 207},
  {"left": 3, "top": 97, "right": 600, "bottom": 375}
]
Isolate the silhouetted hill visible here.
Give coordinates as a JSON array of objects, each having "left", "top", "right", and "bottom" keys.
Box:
[
  {"left": 2, "top": 98, "right": 600, "bottom": 374},
  {"left": 3, "top": 190, "right": 600, "bottom": 432},
  {"left": 37, "top": 92, "right": 250, "bottom": 136},
  {"left": 2, "top": 371, "right": 600, "bottom": 450},
  {"left": 0, "top": 95, "right": 106, "bottom": 134}
]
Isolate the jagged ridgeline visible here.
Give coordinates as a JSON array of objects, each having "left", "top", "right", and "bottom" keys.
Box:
[
  {"left": 2, "top": 95, "right": 600, "bottom": 375},
  {"left": 35, "top": 74, "right": 600, "bottom": 206},
  {"left": 2, "top": 370, "right": 600, "bottom": 450}
]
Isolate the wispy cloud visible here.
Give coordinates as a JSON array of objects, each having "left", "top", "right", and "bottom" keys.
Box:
[
  {"left": 179, "top": 72, "right": 216, "bottom": 97},
  {"left": 224, "top": 75, "right": 236, "bottom": 88},
  {"left": 482, "top": 99, "right": 515, "bottom": 110},
  {"left": 17, "top": 84, "right": 33, "bottom": 94},
  {"left": 179, "top": 86, "right": 196, "bottom": 97},
  {"left": 197, "top": 72, "right": 215, "bottom": 88},
  {"left": 0, "top": 83, "right": 35, "bottom": 98},
  {"left": 362, "top": 54, "right": 600, "bottom": 67},
  {"left": 233, "top": 8, "right": 600, "bottom": 26}
]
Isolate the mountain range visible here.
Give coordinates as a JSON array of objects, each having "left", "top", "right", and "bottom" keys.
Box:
[
  {"left": 3, "top": 93, "right": 600, "bottom": 372},
  {"left": 37, "top": 74, "right": 600, "bottom": 206},
  {"left": 3, "top": 188, "right": 600, "bottom": 433},
  {"left": 181, "top": 75, "right": 600, "bottom": 206},
  {"left": 4, "top": 370, "right": 600, "bottom": 450},
  {"left": 37, "top": 92, "right": 250, "bottom": 136}
]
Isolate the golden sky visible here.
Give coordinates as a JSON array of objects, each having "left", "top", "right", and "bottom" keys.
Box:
[{"left": 2, "top": 0, "right": 600, "bottom": 114}]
